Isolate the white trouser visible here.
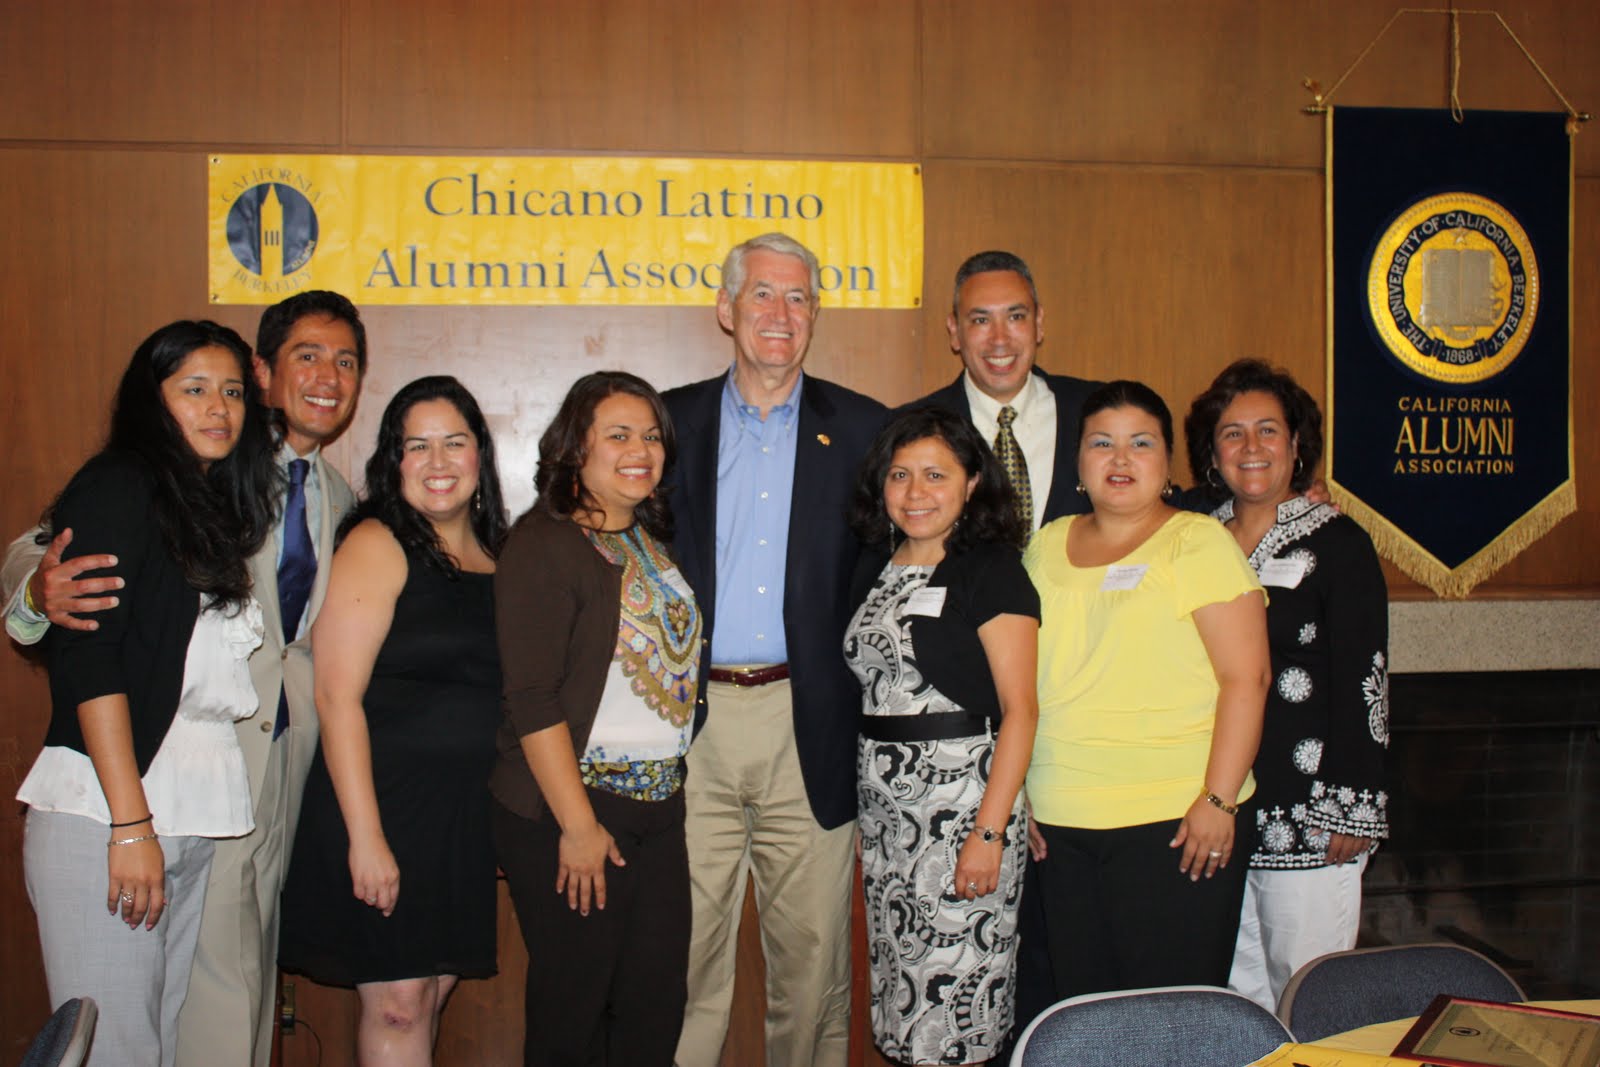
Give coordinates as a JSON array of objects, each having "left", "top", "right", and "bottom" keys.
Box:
[{"left": 1227, "top": 855, "right": 1368, "bottom": 1012}]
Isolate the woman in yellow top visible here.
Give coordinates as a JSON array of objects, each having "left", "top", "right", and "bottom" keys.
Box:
[{"left": 1023, "top": 380, "right": 1270, "bottom": 999}]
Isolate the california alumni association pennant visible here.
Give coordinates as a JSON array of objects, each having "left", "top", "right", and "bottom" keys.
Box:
[{"left": 1327, "top": 107, "right": 1574, "bottom": 597}]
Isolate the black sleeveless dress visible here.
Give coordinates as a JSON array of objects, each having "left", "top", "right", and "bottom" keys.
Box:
[{"left": 279, "top": 548, "right": 501, "bottom": 985}]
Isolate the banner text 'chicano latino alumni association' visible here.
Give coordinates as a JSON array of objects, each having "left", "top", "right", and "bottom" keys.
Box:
[{"left": 208, "top": 155, "right": 922, "bottom": 309}]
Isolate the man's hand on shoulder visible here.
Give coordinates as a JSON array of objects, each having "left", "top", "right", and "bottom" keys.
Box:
[
  {"left": 33, "top": 528, "right": 123, "bottom": 632},
  {"left": 1305, "top": 478, "right": 1337, "bottom": 509}
]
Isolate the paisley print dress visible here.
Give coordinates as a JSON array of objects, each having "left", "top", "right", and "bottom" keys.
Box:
[{"left": 845, "top": 563, "right": 1027, "bottom": 1065}]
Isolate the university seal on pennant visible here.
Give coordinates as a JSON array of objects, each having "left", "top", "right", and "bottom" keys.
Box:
[{"left": 1365, "top": 192, "right": 1539, "bottom": 385}]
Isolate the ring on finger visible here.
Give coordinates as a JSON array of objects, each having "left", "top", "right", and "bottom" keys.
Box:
[{"left": 1207, "top": 850, "right": 1223, "bottom": 858}]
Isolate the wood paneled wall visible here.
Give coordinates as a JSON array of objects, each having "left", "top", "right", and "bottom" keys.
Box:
[{"left": 2, "top": 1, "right": 1596, "bottom": 1061}]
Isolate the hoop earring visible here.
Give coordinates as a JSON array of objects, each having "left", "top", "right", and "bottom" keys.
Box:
[
  {"left": 1205, "top": 466, "right": 1224, "bottom": 490},
  {"left": 1294, "top": 457, "right": 1305, "bottom": 477}
]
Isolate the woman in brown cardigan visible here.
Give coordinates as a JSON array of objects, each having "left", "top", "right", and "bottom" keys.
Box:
[{"left": 492, "top": 371, "right": 702, "bottom": 1067}]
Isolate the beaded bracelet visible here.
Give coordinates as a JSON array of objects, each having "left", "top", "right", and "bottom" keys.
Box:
[
  {"left": 109, "top": 833, "right": 159, "bottom": 847},
  {"left": 1200, "top": 790, "right": 1239, "bottom": 816},
  {"left": 110, "top": 814, "right": 153, "bottom": 829}
]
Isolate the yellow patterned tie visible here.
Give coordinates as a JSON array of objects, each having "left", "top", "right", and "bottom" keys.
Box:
[{"left": 994, "top": 406, "right": 1033, "bottom": 531}]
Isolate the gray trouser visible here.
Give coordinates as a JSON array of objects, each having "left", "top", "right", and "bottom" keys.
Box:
[{"left": 24, "top": 809, "right": 214, "bottom": 1067}]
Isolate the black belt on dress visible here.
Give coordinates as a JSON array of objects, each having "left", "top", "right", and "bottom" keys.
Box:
[
  {"left": 860, "top": 711, "right": 993, "bottom": 743},
  {"left": 707, "top": 663, "right": 790, "bottom": 686}
]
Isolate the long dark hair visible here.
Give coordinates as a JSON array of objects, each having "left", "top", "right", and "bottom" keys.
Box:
[
  {"left": 533, "top": 371, "right": 676, "bottom": 544},
  {"left": 45, "top": 320, "right": 280, "bottom": 607},
  {"left": 1184, "top": 358, "right": 1323, "bottom": 493},
  {"left": 848, "top": 405, "right": 1025, "bottom": 553},
  {"left": 339, "top": 376, "right": 509, "bottom": 574}
]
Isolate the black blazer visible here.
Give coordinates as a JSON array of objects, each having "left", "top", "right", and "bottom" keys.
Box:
[
  {"left": 906, "top": 369, "right": 1103, "bottom": 523},
  {"left": 662, "top": 373, "right": 887, "bottom": 830},
  {"left": 44, "top": 452, "right": 203, "bottom": 774}
]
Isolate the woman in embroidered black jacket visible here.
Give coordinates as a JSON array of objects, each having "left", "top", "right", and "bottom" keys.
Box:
[{"left": 1186, "top": 359, "right": 1390, "bottom": 1013}]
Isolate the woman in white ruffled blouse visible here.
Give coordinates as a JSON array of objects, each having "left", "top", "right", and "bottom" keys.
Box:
[{"left": 16, "top": 320, "right": 281, "bottom": 1067}]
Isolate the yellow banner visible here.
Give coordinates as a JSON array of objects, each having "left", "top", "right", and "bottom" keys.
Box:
[{"left": 208, "top": 155, "right": 922, "bottom": 308}]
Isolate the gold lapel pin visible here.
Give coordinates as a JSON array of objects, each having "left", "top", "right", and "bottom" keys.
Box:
[{"left": 817, "top": 433, "right": 832, "bottom": 446}]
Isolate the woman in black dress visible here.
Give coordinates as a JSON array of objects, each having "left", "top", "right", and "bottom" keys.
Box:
[{"left": 279, "top": 376, "right": 509, "bottom": 1064}]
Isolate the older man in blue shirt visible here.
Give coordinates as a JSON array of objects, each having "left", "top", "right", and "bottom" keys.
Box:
[{"left": 662, "top": 233, "right": 886, "bottom": 1067}]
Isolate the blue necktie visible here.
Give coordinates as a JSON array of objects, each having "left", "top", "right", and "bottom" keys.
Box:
[{"left": 274, "top": 458, "right": 314, "bottom": 739}]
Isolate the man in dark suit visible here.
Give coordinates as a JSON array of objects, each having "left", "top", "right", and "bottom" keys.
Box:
[
  {"left": 905, "top": 251, "right": 1104, "bottom": 1048},
  {"left": 663, "top": 233, "right": 886, "bottom": 1067},
  {"left": 908, "top": 249, "right": 1103, "bottom": 531}
]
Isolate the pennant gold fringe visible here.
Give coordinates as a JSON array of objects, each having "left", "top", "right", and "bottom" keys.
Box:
[{"left": 1330, "top": 480, "right": 1576, "bottom": 598}]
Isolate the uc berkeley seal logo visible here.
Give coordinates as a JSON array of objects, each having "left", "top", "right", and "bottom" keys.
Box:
[
  {"left": 1365, "top": 193, "right": 1539, "bottom": 384},
  {"left": 225, "top": 182, "right": 319, "bottom": 281}
]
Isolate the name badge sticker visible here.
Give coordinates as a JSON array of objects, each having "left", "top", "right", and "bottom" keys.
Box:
[
  {"left": 1258, "top": 557, "right": 1308, "bottom": 589},
  {"left": 904, "top": 587, "right": 948, "bottom": 618},
  {"left": 1100, "top": 564, "right": 1149, "bottom": 592}
]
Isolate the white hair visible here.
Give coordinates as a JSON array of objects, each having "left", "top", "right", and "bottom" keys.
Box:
[{"left": 719, "top": 232, "right": 821, "bottom": 303}]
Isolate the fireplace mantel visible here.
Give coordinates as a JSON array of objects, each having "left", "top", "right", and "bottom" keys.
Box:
[{"left": 1390, "top": 599, "right": 1600, "bottom": 674}]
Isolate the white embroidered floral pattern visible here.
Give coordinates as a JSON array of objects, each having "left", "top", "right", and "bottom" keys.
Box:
[
  {"left": 1364, "top": 651, "right": 1390, "bottom": 746},
  {"left": 1277, "top": 666, "right": 1312, "bottom": 703}
]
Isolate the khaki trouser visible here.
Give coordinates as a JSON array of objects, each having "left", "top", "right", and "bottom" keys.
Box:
[{"left": 674, "top": 678, "right": 855, "bottom": 1067}]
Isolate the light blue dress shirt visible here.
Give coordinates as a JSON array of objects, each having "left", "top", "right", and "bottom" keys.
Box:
[{"left": 711, "top": 369, "right": 800, "bottom": 665}]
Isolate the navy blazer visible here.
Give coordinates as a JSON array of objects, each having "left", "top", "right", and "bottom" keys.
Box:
[
  {"left": 906, "top": 369, "right": 1103, "bottom": 524},
  {"left": 662, "top": 373, "right": 887, "bottom": 830}
]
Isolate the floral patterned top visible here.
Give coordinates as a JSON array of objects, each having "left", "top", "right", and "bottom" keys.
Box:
[
  {"left": 1214, "top": 495, "right": 1391, "bottom": 869},
  {"left": 578, "top": 524, "right": 702, "bottom": 801}
]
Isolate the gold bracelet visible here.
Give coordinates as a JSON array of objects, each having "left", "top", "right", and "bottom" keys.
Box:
[
  {"left": 1201, "top": 790, "right": 1239, "bottom": 816},
  {"left": 109, "top": 833, "right": 159, "bottom": 847}
]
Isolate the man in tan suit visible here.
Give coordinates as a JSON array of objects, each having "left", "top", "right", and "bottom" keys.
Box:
[{"left": 4, "top": 291, "right": 367, "bottom": 1067}]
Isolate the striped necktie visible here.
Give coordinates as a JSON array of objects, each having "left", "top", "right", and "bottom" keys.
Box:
[{"left": 994, "top": 405, "right": 1033, "bottom": 531}]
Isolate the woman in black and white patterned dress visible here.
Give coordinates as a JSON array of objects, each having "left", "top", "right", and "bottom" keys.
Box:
[
  {"left": 844, "top": 407, "right": 1040, "bottom": 1066},
  {"left": 1185, "top": 360, "right": 1390, "bottom": 1013}
]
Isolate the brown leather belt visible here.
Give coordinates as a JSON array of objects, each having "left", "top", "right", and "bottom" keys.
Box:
[{"left": 707, "top": 664, "right": 790, "bottom": 687}]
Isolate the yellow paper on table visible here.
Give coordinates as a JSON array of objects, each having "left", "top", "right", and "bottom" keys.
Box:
[{"left": 1248, "top": 1043, "right": 1424, "bottom": 1067}]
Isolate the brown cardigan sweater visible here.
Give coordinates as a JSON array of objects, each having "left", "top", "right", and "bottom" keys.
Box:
[{"left": 490, "top": 508, "right": 625, "bottom": 820}]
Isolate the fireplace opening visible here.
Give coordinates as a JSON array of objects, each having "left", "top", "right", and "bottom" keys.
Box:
[{"left": 1360, "top": 669, "right": 1599, "bottom": 997}]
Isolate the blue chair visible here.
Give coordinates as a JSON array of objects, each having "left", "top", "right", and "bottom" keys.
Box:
[
  {"left": 1011, "top": 985, "right": 1295, "bottom": 1067},
  {"left": 1277, "top": 943, "right": 1527, "bottom": 1041},
  {"left": 20, "top": 997, "right": 98, "bottom": 1067}
]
